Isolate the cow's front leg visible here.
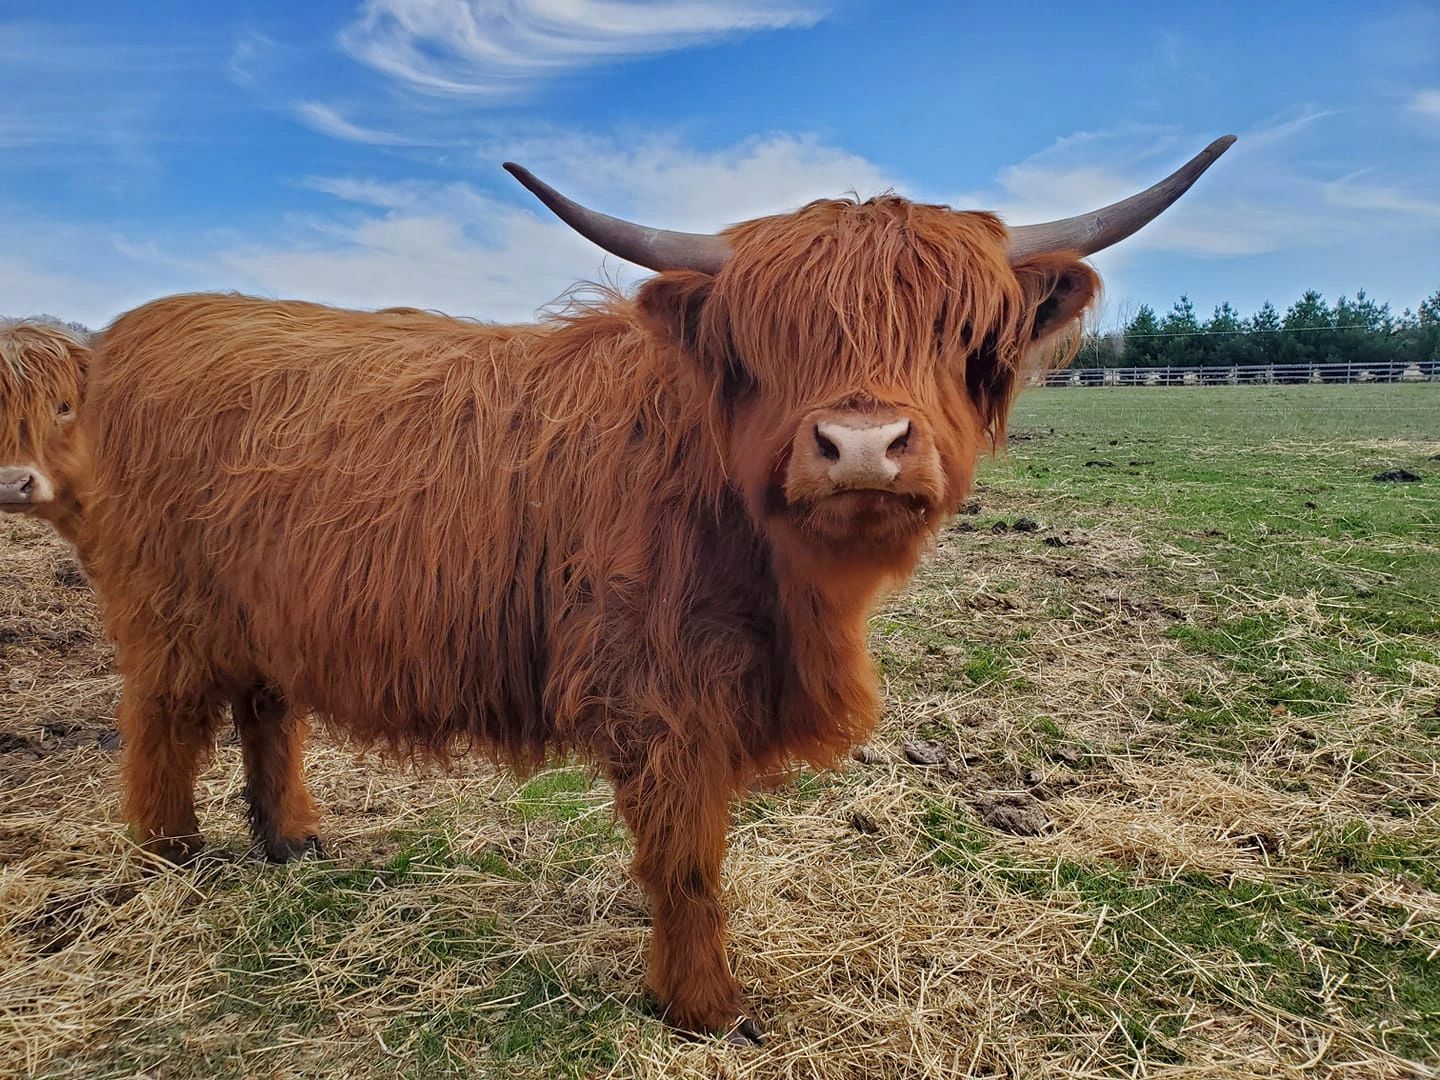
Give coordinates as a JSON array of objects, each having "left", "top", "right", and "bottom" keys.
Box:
[
  {"left": 118, "top": 673, "right": 223, "bottom": 865},
  {"left": 612, "top": 756, "right": 757, "bottom": 1040},
  {"left": 233, "top": 682, "right": 323, "bottom": 862}
]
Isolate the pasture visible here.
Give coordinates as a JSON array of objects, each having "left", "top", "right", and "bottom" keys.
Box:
[{"left": 2, "top": 383, "right": 1436, "bottom": 1079}]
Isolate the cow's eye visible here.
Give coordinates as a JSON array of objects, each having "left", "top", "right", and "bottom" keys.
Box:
[
  {"left": 57, "top": 402, "right": 72, "bottom": 417},
  {"left": 721, "top": 357, "right": 757, "bottom": 404}
]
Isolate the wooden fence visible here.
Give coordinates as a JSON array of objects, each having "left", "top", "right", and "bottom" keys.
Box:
[{"left": 1031, "top": 360, "right": 1440, "bottom": 388}]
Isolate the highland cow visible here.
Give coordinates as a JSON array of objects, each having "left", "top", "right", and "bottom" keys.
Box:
[
  {"left": 75, "top": 138, "right": 1233, "bottom": 1038},
  {"left": 0, "top": 320, "right": 90, "bottom": 544}
]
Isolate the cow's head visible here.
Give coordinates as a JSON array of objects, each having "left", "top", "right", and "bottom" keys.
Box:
[
  {"left": 507, "top": 138, "right": 1233, "bottom": 573},
  {"left": 0, "top": 321, "right": 88, "bottom": 519}
]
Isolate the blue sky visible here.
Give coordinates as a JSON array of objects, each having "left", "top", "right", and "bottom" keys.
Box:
[{"left": 2, "top": 0, "right": 1438, "bottom": 330}]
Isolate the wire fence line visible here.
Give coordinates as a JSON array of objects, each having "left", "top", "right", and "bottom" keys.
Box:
[
  {"left": 1031, "top": 359, "right": 1440, "bottom": 388},
  {"left": 1104, "top": 322, "right": 1386, "bottom": 340}
]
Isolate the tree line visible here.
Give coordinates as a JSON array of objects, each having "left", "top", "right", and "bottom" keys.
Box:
[{"left": 1075, "top": 288, "right": 1440, "bottom": 370}]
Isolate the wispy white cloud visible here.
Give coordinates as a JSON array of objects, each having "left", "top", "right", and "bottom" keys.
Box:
[
  {"left": 293, "top": 102, "right": 421, "bottom": 145},
  {"left": 336, "top": 0, "right": 825, "bottom": 97},
  {"left": 1324, "top": 170, "right": 1440, "bottom": 218},
  {"left": 1410, "top": 88, "right": 1440, "bottom": 122},
  {"left": 219, "top": 206, "right": 592, "bottom": 322},
  {"left": 1237, "top": 104, "right": 1340, "bottom": 149},
  {"left": 301, "top": 176, "right": 430, "bottom": 209},
  {"left": 227, "top": 31, "right": 273, "bottom": 88}
]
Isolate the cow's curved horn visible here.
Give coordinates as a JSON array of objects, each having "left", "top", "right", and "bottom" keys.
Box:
[
  {"left": 1006, "top": 135, "right": 1236, "bottom": 263},
  {"left": 503, "top": 162, "right": 731, "bottom": 274}
]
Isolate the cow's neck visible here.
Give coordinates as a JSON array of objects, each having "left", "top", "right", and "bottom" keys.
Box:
[{"left": 767, "top": 545, "right": 906, "bottom": 767}]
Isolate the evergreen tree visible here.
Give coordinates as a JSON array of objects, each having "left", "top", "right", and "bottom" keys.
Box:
[
  {"left": 1159, "top": 295, "right": 1203, "bottom": 366},
  {"left": 1248, "top": 301, "right": 1282, "bottom": 365},
  {"left": 1396, "top": 291, "right": 1440, "bottom": 367},
  {"left": 1207, "top": 301, "right": 1248, "bottom": 366},
  {"left": 1279, "top": 290, "right": 1332, "bottom": 365},
  {"left": 1122, "top": 304, "right": 1163, "bottom": 366},
  {"left": 1331, "top": 290, "right": 1397, "bottom": 370}
]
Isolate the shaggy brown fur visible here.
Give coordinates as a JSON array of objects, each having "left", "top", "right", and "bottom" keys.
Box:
[
  {"left": 0, "top": 320, "right": 90, "bottom": 542},
  {"left": 77, "top": 195, "right": 1098, "bottom": 1035}
]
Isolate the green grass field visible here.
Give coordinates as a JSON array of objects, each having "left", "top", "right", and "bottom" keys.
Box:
[{"left": 2, "top": 383, "right": 1437, "bottom": 1079}]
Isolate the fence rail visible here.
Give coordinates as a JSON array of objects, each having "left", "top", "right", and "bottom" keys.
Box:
[{"left": 1031, "top": 359, "right": 1440, "bottom": 388}]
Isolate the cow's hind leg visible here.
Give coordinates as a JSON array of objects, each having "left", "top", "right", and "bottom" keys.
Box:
[
  {"left": 234, "top": 682, "right": 322, "bottom": 862},
  {"left": 118, "top": 677, "right": 224, "bottom": 865},
  {"left": 613, "top": 756, "right": 755, "bottom": 1040}
]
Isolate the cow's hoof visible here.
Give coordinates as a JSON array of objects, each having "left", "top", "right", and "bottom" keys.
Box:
[
  {"left": 140, "top": 834, "right": 204, "bottom": 868},
  {"left": 264, "top": 834, "right": 326, "bottom": 863},
  {"left": 724, "top": 1017, "right": 764, "bottom": 1046}
]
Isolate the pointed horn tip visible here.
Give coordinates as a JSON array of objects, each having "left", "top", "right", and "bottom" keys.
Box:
[
  {"left": 502, "top": 161, "right": 539, "bottom": 189},
  {"left": 1175, "top": 135, "right": 1237, "bottom": 181},
  {"left": 1206, "top": 135, "right": 1238, "bottom": 157},
  {"left": 502, "top": 162, "right": 572, "bottom": 217}
]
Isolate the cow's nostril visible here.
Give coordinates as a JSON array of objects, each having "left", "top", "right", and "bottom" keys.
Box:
[
  {"left": 815, "top": 426, "right": 840, "bottom": 462},
  {"left": 887, "top": 421, "right": 912, "bottom": 457},
  {"left": 18, "top": 474, "right": 34, "bottom": 497}
]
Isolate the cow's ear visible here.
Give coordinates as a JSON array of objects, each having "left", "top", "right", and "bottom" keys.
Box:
[
  {"left": 1013, "top": 254, "right": 1100, "bottom": 345},
  {"left": 966, "top": 256, "right": 1099, "bottom": 444},
  {"left": 637, "top": 270, "right": 755, "bottom": 403},
  {"left": 635, "top": 270, "right": 714, "bottom": 354},
  {"left": 70, "top": 342, "right": 91, "bottom": 383}
]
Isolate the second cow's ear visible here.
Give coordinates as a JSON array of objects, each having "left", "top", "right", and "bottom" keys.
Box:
[{"left": 69, "top": 341, "right": 92, "bottom": 406}]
